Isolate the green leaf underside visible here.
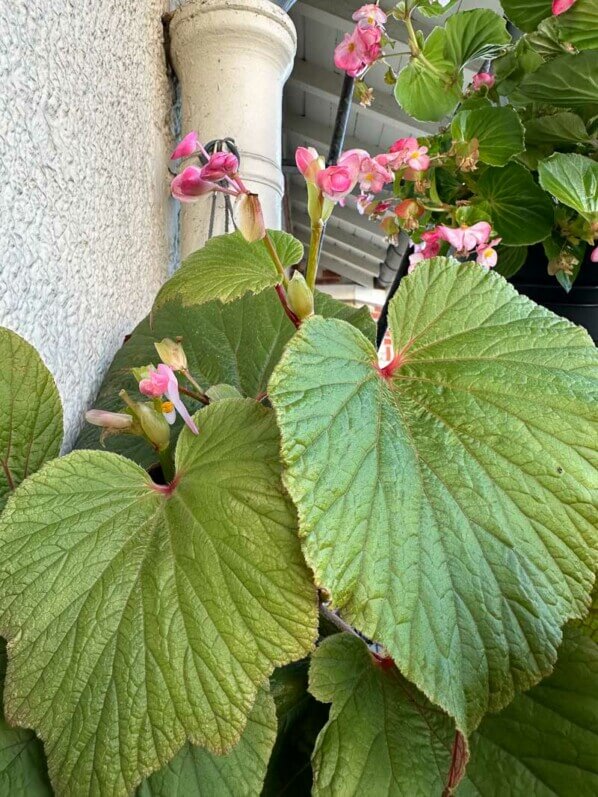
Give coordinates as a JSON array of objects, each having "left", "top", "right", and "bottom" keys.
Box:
[
  {"left": 155, "top": 230, "right": 303, "bottom": 309},
  {"left": 309, "top": 634, "right": 454, "bottom": 796},
  {"left": 269, "top": 260, "right": 598, "bottom": 736},
  {"left": 475, "top": 163, "right": 554, "bottom": 245},
  {"left": 556, "top": 0, "right": 598, "bottom": 51},
  {"left": 137, "top": 686, "right": 276, "bottom": 797},
  {"left": 0, "top": 641, "right": 51, "bottom": 795},
  {"left": 75, "top": 289, "right": 374, "bottom": 468},
  {"left": 417, "top": 0, "right": 460, "bottom": 17},
  {"left": 462, "top": 627, "right": 598, "bottom": 795},
  {"left": 0, "top": 328, "right": 63, "bottom": 511},
  {"left": 519, "top": 50, "right": 598, "bottom": 120},
  {"left": 525, "top": 112, "right": 590, "bottom": 148},
  {"left": 0, "top": 399, "right": 317, "bottom": 796},
  {"left": 538, "top": 152, "right": 598, "bottom": 217},
  {"left": 451, "top": 107, "right": 525, "bottom": 166},
  {"left": 499, "top": 0, "right": 552, "bottom": 32}
]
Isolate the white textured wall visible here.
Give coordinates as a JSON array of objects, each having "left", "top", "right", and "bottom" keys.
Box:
[{"left": 0, "top": 0, "right": 173, "bottom": 447}]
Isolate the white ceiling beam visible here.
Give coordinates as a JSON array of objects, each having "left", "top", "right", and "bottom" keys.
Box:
[
  {"left": 285, "top": 112, "right": 367, "bottom": 156},
  {"left": 289, "top": 182, "right": 385, "bottom": 242},
  {"left": 294, "top": 229, "right": 378, "bottom": 286},
  {"left": 289, "top": 59, "right": 435, "bottom": 136},
  {"left": 293, "top": 212, "right": 385, "bottom": 265}
]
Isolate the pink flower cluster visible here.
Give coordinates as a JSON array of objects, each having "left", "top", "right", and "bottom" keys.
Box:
[
  {"left": 170, "top": 132, "right": 240, "bottom": 203},
  {"left": 296, "top": 146, "right": 393, "bottom": 204},
  {"left": 409, "top": 222, "right": 500, "bottom": 272},
  {"left": 334, "top": 4, "right": 386, "bottom": 78}
]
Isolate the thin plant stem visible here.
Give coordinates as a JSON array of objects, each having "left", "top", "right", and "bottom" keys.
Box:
[
  {"left": 182, "top": 370, "right": 209, "bottom": 404},
  {"left": 179, "top": 384, "right": 209, "bottom": 405},
  {"left": 263, "top": 232, "right": 289, "bottom": 288},
  {"left": 305, "top": 222, "right": 324, "bottom": 291},
  {"left": 275, "top": 284, "right": 301, "bottom": 328}
]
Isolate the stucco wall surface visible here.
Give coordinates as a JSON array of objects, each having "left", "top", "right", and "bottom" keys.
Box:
[{"left": 0, "top": 0, "right": 173, "bottom": 447}]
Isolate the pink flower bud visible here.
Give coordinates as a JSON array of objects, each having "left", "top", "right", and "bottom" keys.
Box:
[
  {"left": 171, "top": 131, "right": 200, "bottom": 160},
  {"left": 296, "top": 147, "right": 324, "bottom": 183},
  {"left": 200, "top": 151, "right": 239, "bottom": 182},
  {"left": 552, "top": 0, "right": 576, "bottom": 15},
  {"left": 171, "top": 166, "right": 219, "bottom": 202},
  {"left": 352, "top": 4, "right": 387, "bottom": 26},
  {"left": 139, "top": 364, "right": 171, "bottom": 398},
  {"left": 85, "top": 409, "right": 133, "bottom": 430},
  {"left": 472, "top": 72, "right": 496, "bottom": 91},
  {"left": 591, "top": 245, "right": 598, "bottom": 263},
  {"left": 316, "top": 160, "right": 360, "bottom": 202},
  {"left": 236, "top": 193, "right": 266, "bottom": 243}
]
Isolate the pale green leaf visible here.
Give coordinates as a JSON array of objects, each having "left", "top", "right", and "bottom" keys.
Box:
[
  {"left": 499, "top": 0, "right": 552, "bottom": 32},
  {"left": 451, "top": 107, "right": 525, "bottom": 166},
  {"left": 475, "top": 163, "right": 554, "bottom": 245},
  {"left": 269, "top": 260, "right": 598, "bottom": 736},
  {"left": 556, "top": 0, "right": 598, "bottom": 51},
  {"left": 461, "top": 627, "right": 598, "bottom": 795},
  {"left": 519, "top": 50, "right": 598, "bottom": 121},
  {"left": 0, "top": 399, "right": 317, "bottom": 796},
  {"left": 444, "top": 9, "right": 511, "bottom": 67},
  {"left": 76, "top": 289, "right": 374, "bottom": 468},
  {"left": 309, "top": 634, "right": 454, "bottom": 796},
  {"left": 525, "top": 112, "right": 590, "bottom": 148},
  {"left": 538, "top": 152, "right": 598, "bottom": 217},
  {"left": 395, "top": 29, "right": 462, "bottom": 122},
  {"left": 0, "top": 328, "right": 63, "bottom": 511},
  {"left": 416, "top": 0, "right": 460, "bottom": 17},
  {"left": 0, "top": 641, "right": 51, "bottom": 796},
  {"left": 155, "top": 230, "right": 303, "bottom": 309},
  {"left": 138, "top": 687, "right": 277, "bottom": 797},
  {"left": 205, "top": 383, "right": 244, "bottom": 402}
]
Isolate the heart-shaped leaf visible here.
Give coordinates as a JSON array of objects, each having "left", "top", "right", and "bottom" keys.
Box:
[
  {"left": 538, "top": 152, "right": 598, "bottom": 218},
  {"left": 499, "top": 0, "right": 552, "bottom": 32},
  {"left": 0, "top": 328, "right": 63, "bottom": 511},
  {"left": 519, "top": 50, "right": 598, "bottom": 121},
  {"left": 155, "top": 231, "right": 303, "bottom": 310},
  {"left": 309, "top": 633, "right": 455, "bottom": 795},
  {"left": 0, "top": 399, "right": 317, "bottom": 796},
  {"left": 76, "top": 289, "right": 374, "bottom": 468},
  {"left": 475, "top": 163, "right": 554, "bottom": 245},
  {"left": 462, "top": 625, "right": 598, "bottom": 795},
  {"left": 269, "top": 260, "right": 598, "bottom": 736},
  {"left": 444, "top": 9, "right": 511, "bottom": 67},
  {"left": 138, "top": 686, "right": 276, "bottom": 797},
  {"left": 525, "top": 112, "right": 590, "bottom": 148},
  {"left": 451, "top": 106, "right": 525, "bottom": 166},
  {"left": 0, "top": 641, "right": 51, "bottom": 796}
]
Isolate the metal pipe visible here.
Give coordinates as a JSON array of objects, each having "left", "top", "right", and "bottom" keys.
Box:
[{"left": 327, "top": 74, "right": 355, "bottom": 166}]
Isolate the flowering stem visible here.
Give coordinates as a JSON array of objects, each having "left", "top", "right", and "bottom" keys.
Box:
[
  {"left": 263, "top": 232, "right": 289, "bottom": 288},
  {"left": 182, "top": 370, "right": 209, "bottom": 404},
  {"left": 305, "top": 222, "right": 324, "bottom": 291},
  {"left": 157, "top": 448, "right": 176, "bottom": 483},
  {"left": 179, "top": 384, "right": 209, "bottom": 406},
  {"left": 275, "top": 284, "right": 301, "bottom": 328}
]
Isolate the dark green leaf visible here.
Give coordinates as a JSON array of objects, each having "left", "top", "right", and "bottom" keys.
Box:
[
  {"left": 499, "top": 0, "right": 552, "bottom": 32},
  {"left": 495, "top": 245, "right": 528, "bottom": 278},
  {"left": 519, "top": 51, "right": 598, "bottom": 121},
  {"left": 525, "top": 112, "right": 591, "bottom": 148},
  {"left": 451, "top": 107, "right": 525, "bottom": 166},
  {"left": 556, "top": 0, "right": 598, "bottom": 51}
]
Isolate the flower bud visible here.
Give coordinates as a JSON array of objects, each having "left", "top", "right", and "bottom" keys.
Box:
[
  {"left": 236, "top": 193, "right": 266, "bottom": 242},
  {"left": 154, "top": 338, "right": 188, "bottom": 371},
  {"left": 135, "top": 403, "right": 171, "bottom": 452},
  {"left": 287, "top": 272, "right": 314, "bottom": 320},
  {"left": 85, "top": 409, "right": 133, "bottom": 430}
]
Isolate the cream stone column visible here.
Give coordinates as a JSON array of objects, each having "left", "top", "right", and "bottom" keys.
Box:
[{"left": 169, "top": 0, "right": 297, "bottom": 256}]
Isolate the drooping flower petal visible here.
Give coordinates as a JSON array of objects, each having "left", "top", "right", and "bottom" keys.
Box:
[
  {"left": 235, "top": 193, "right": 266, "bottom": 243},
  {"left": 171, "top": 166, "right": 219, "bottom": 202},
  {"left": 200, "top": 151, "right": 239, "bottom": 182},
  {"left": 171, "top": 131, "right": 200, "bottom": 160},
  {"left": 164, "top": 368, "right": 199, "bottom": 435}
]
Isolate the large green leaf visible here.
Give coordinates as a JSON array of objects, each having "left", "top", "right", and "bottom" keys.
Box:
[
  {"left": 519, "top": 50, "right": 598, "bottom": 121},
  {"left": 538, "top": 152, "right": 598, "bottom": 218},
  {"left": 556, "top": 0, "right": 598, "bottom": 51},
  {"left": 309, "top": 634, "right": 455, "bottom": 795},
  {"left": 462, "top": 627, "right": 598, "bottom": 795},
  {"left": 416, "top": 0, "right": 460, "bottom": 17},
  {"left": 76, "top": 289, "right": 374, "bottom": 468},
  {"left": 525, "top": 112, "right": 591, "bottom": 148},
  {"left": 395, "top": 28, "right": 461, "bottom": 122},
  {"left": 444, "top": 9, "right": 511, "bottom": 67},
  {"left": 0, "top": 399, "right": 317, "bottom": 796},
  {"left": 475, "top": 163, "right": 554, "bottom": 245},
  {"left": 451, "top": 107, "right": 525, "bottom": 167},
  {"left": 269, "top": 260, "right": 598, "bottom": 736},
  {"left": 155, "top": 230, "right": 303, "bottom": 309},
  {"left": 0, "top": 641, "right": 51, "bottom": 795},
  {"left": 499, "top": 0, "right": 552, "bottom": 32},
  {"left": 138, "top": 686, "right": 276, "bottom": 797},
  {"left": 0, "top": 328, "right": 63, "bottom": 511}
]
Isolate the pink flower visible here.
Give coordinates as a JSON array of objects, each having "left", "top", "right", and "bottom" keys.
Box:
[
  {"left": 171, "top": 131, "right": 200, "bottom": 160},
  {"left": 334, "top": 23, "right": 381, "bottom": 77},
  {"left": 352, "top": 4, "right": 387, "bottom": 26},
  {"left": 358, "top": 156, "right": 392, "bottom": 193},
  {"left": 476, "top": 238, "right": 501, "bottom": 269},
  {"left": 552, "top": 0, "right": 576, "bottom": 14},
  {"left": 382, "top": 137, "right": 430, "bottom": 171},
  {"left": 406, "top": 146, "right": 430, "bottom": 172},
  {"left": 357, "top": 193, "right": 374, "bottom": 214},
  {"left": 591, "top": 245, "right": 598, "bottom": 263},
  {"left": 200, "top": 151, "right": 239, "bottom": 182},
  {"left": 139, "top": 364, "right": 198, "bottom": 435},
  {"left": 316, "top": 151, "right": 362, "bottom": 201},
  {"left": 171, "top": 166, "right": 219, "bottom": 202},
  {"left": 408, "top": 229, "right": 442, "bottom": 272},
  {"left": 437, "top": 222, "right": 492, "bottom": 254},
  {"left": 472, "top": 72, "right": 496, "bottom": 91},
  {"left": 296, "top": 147, "right": 324, "bottom": 183},
  {"left": 389, "top": 137, "right": 419, "bottom": 156},
  {"left": 357, "top": 24, "right": 382, "bottom": 63}
]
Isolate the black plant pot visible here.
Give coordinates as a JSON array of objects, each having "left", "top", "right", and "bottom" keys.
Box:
[
  {"left": 510, "top": 245, "right": 598, "bottom": 343},
  {"left": 376, "top": 244, "right": 598, "bottom": 348}
]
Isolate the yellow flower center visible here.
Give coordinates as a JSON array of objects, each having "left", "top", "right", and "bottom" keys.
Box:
[{"left": 161, "top": 401, "right": 174, "bottom": 414}]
